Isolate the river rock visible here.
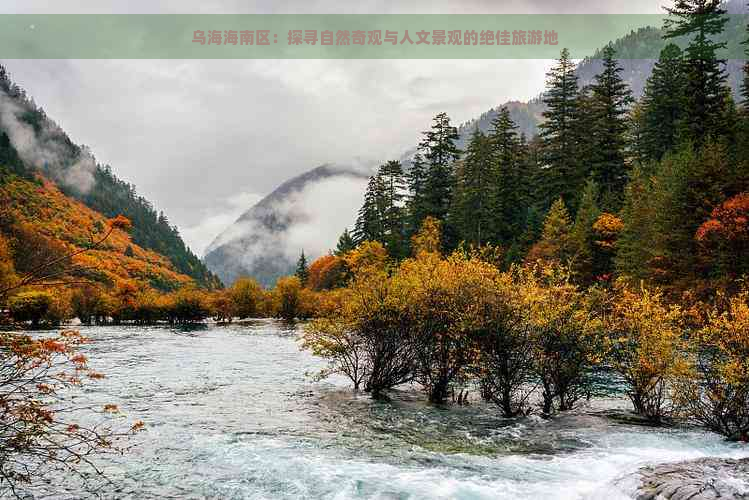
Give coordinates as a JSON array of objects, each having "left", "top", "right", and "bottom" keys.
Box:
[{"left": 634, "top": 457, "right": 749, "bottom": 500}]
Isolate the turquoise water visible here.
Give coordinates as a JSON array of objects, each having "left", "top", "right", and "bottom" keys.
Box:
[{"left": 24, "top": 320, "right": 749, "bottom": 499}]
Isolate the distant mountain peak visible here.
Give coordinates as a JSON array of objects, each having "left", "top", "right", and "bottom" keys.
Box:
[{"left": 204, "top": 162, "right": 371, "bottom": 287}]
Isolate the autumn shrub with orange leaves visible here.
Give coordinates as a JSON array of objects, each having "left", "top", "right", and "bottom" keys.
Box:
[
  {"left": 271, "top": 276, "right": 304, "bottom": 321},
  {"left": 398, "top": 251, "right": 503, "bottom": 403},
  {"left": 307, "top": 254, "right": 348, "bottom": 291},
  {"left": 302, "top": 265, "right": 416, "bottom": 396},
  {"left": 229, "top": 277, "right": 263, "bottom": 319},
  {"left": 468, "top": 270, "right": 536, "bottom": 417},
  {"left": 673, "top": 291, "right": 749, "bottom": 441},
  {"left": 342, "top": 240, "right": 389, "bottom": 276},
  {"left": 0, "top": 329, "right": 143, "bottom": 496}
]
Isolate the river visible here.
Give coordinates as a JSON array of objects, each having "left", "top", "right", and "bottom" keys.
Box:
[{"left": 21, "top": 321, "right": 749, "bottom": 499}]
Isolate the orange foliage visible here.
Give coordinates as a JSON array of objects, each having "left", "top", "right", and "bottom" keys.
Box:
[
  {"left": 307, "top": 254, "right": 347, "bottom": 291},
  {"left": 593, "top": 213, "right": 623, "bottom": 250},
  {"left": 695, "top": 193, "right": 749, "bottom": 243},
  {"left": 0, "top": 175, "right": 192, "bottom": 294},
  {"left": 694, "top": 193, "right": 749, "bottom": 283}
]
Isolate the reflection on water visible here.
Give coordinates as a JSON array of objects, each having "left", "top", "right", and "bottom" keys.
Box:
[{"left": 18, "top": 320, "right": 749, "bottom": 499}]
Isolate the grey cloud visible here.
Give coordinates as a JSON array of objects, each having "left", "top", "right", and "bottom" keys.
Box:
[{"left": 0, "top": 89, "right": 96, "bottom": 193}]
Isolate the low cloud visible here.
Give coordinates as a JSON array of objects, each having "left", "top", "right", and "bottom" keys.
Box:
[
  {"left": 180, "top": 190, "right": 264, "bottom": 257},
  {"left": 0, "top": 90, "right": 96, "bottom": 193},
  {"left": 282, "top": 174, "right": 369, "bottom": 261},
  {"left": 204, "top": 168, "right": 369, "bottom": 286}
]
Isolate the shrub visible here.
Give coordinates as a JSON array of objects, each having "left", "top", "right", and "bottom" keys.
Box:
[
  {"left": 71, "top": 285, "right": 109, "bottom": 324},
  {"left": 307, "top": 254, "right": 348, "bottom": 291},
  {"left": 606, "top": 283, "right": 687, "bottom": 423},
  {"left": 520, "top": 266, "right": 604, "bottom": 415},
  {"left": 399, "top": 252, "right": 500, "bottom": 404},
  {"left": 273, "top": 276, "right": 303, "bottom": 320},
  {"left": 8, "top": 290, "right": 69, "bottom": 327},
  {"left": 209, "top": 289, "right": 233, "bottom": 322},
  {"left": 166, "top": 287, "right": 210, "bottom": 324},
  {"left": 229, "top": 277, "right": 263, "bottom": 319},
  {"left": 674, "top": 292, "right": 749, "bottom": 441},
  {"left": 471, "top": 272, "right": 536, "bottom": 417}
]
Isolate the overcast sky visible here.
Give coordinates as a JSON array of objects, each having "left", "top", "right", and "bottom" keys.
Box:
[{"left": 1, "top": 0, "right": 670, "bottom": 255}]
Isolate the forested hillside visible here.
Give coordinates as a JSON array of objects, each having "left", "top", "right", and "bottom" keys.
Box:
[
  {"left": 0, "top": 65, "right": 221, "bottom": 289},
  {"left": 342, "top": 0, "right": 749, "bottom": 299},
  {"left": 454, "top": 0, "right": 748, "bottom": 144},
  {"left": 292, "top": 0, "right": 749, "bottom": 435},
  {"left": 0, "top": 170, "right": 193, "bottom": 292}
]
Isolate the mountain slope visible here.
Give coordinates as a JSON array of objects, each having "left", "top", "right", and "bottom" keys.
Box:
[
  {"left": 204, "top": 164, "right": 371, "bottom": 287},
  {"left": 0, "top": 169, "right": 193, "bottom": 291},
  {"left": 0, "top": 64, "right": 221, "bottom": 289}
]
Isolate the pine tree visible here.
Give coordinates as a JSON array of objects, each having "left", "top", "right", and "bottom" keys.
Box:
[
  {"left": 452, "top": 128, "right": 494, "bottom": 246},
  {"left": 663, "top": 0, "right": 731, "bottom": 145},
  {"left": 523, "top": 135, "right": 546, "bottom": 209},
  {"left": 295, "top": 250, "right": 309, "bottom": 286},
  {"left": 569, "top": 179, "right": 601, "bottom": 284},
  {"left": 587, "top": 45, "right": 633, "bottom": 211},
  {"left": 616, "top": 143, "right": 731, "bottom": 288},
  {"left": 616, "top": 166, "right": 655, "bottom": 282},
  {"left": 540, "top": 48, "right": 580, "bottom": 210},
  {"left": 419, "top": 112, "right": 461, "bottom": 222},
  {"left": 489, "top": 107, "right": 524, "bottom": 243},
  {"left": 570, "top": 85, "right": 597, "bottom": 211},
  {"left": 527, "top": 197, "right": 575, "bottom": 265},
  {"left": 353, "top": 175, "right": 386, "bottom": 244},
  {"left": 334, "top": 229, "right": 355, "bottom": 255},
  {"left": 738, "top": 17, "right": 749, "bottom": 179},
  {"left": 377, "top": 160, "right": 407, "bottom": 258},
  {"left": 404, "top": 152, "right": 429, "bottom": 244},
  {"left": 638, "top": 44, "right": 685, "bottom": 162}
]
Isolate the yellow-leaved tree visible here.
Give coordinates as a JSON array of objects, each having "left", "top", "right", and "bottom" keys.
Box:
[{"left": 606, "top": 283, "right": 687, "bottom": 423}]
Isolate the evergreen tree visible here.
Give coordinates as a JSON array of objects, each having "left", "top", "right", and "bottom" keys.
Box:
[
  {"left": 616, "top": 143, "right": 732, "bottom": 288},
  {"left": 569, "top": 85, "right": 597, "bottom": 211},
  {"left": 540, "top": 48, "right": 580, "bottom": 210},
  {"left": 404, "top": 152, "right": 429, "bottom": 242},
  {"left": 569, "top": 179, "right": 601, "bottom": 284},
  {"left": 452, "top": 128, "right": 495, "bottom": 246},
  {"left": 587, "top": 45, "right": 633, "bottom": 211},
  {"left": 614, "top": 166, "right": 655, "bottom": 282},
  {"left": 334, "top": 228, "right": 355, "bottom": 255},
  {"left": 638, "top": 44, "right": 685, "bottom": 162},
  {"left": 419, "top": 112, "right": 461, "bottom": 222},
  {"left": 489, "top": 107, "right": 524, "bottom": 243},
  {"left": 527, "top": 197, "right": 575, "bottom": 265},
  {"left": 663, "top": 0, "right": 731, "bottom": 145},
  {"left": 523, "top": 135, "right": 546, "bottom": 209},
  {"left": 377, "top": 160, "right": 407, "bottom": 258},
  {"left": 353, "top": 175, "right": 386, "bottom": 244},
  {"left": 295, "top": 250, "right": 309, "bottom": 286}
]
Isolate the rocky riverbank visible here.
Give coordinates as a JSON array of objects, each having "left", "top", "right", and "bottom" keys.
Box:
[{"left": 634, "top": 457, "right": 749, "bottom": 500}]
